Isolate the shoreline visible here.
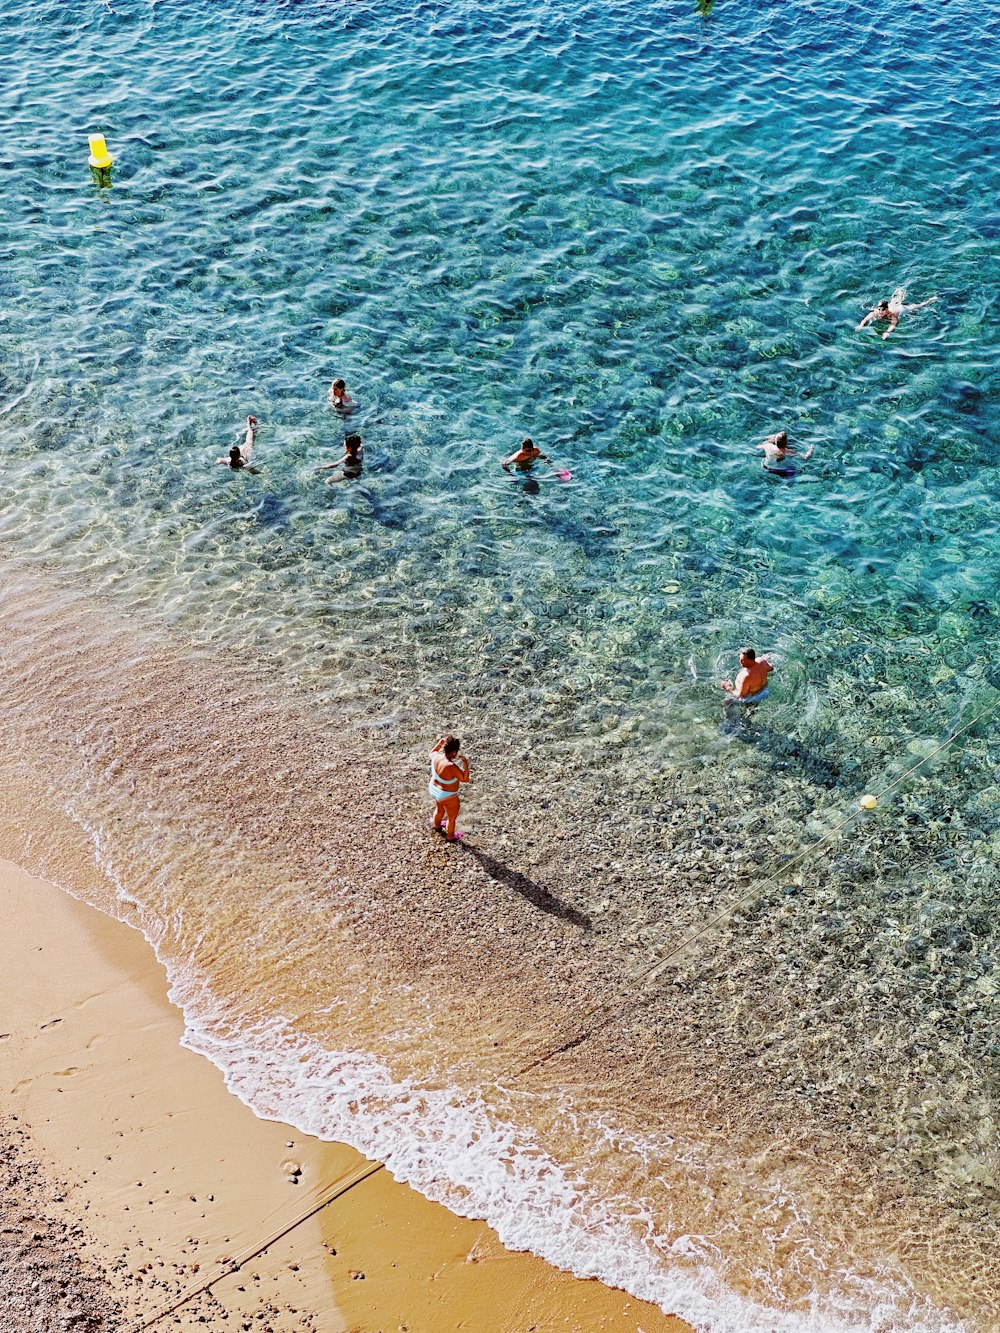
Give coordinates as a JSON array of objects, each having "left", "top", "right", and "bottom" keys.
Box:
[
  {"left": 0, "top": 567, "right": 986, "bottom": 1333},
  {"left": 0, "top": 855, "right": 690, "bottom": 1332}
]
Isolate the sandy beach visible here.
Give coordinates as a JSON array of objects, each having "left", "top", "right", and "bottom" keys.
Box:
[{"left": 0, "top": 856, "right": 690, "bottom": 1332}]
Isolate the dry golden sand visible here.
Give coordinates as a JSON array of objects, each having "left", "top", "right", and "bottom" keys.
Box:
[{"left": 0, "top": 858, "right": 691, "bottom": 1333}]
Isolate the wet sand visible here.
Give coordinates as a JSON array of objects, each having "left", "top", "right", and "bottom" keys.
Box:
[{"left": 0, "top": 856, "right": 690, "bottom": 1333}]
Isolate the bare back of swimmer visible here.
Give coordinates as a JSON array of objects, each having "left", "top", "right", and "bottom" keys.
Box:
[{"left": 719, "top": 648, "right": 773, "bottom": 703}]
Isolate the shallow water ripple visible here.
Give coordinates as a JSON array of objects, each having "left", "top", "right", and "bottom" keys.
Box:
[{"left": 1, "top": 1, "right": 998, "bottom": 1330}]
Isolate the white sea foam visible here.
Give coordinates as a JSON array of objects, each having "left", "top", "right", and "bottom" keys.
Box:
[
  {"left": 170, "top": 984, "right": 968, "bottom": 1333},
  {"left": 61, "top": 697, "right": 973, "bottom": 1333},
  {"left": 40, "top": 792, "right": 969, "bottom": 1333}
]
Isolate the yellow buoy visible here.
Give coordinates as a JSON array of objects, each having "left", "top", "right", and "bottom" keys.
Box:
[
  {"left": 87, "top": 133, "right": 114, "bottom": 169},
  {"left": 859, "top": 794, "right": 878, "bottom": 810}
]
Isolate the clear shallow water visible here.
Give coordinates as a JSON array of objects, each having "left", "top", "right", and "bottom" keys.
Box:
[{"left": 0, "top": 0, "right": 998, "bottom": 1329}]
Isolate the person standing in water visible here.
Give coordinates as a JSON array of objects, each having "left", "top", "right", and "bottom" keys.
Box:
[
  {"left": 216, "top": 415, "right": 258, "bottom": 470},
  {"left": 857, "top": 288, "right": 937, "bottom": 340},
  {"left": 328, "top": 378, "right": 356, "bottom": 412},
  {"left": 502, "top": 438, "right": 550, "bottom": 473},
  {"left": 756, "top": 430, "right": 813, "bottom": 476},
  {"left": 719, "top": 648, "right": 773, "bottom": 706},
  {"left": 314, "top": 433, "right": 363, "bottom": 482},
  {"left": 501, "top": 438, "right": 571, "bottom": 479},
  {"left": 428, "top": 735, "right": 470, "bottom": 842}
]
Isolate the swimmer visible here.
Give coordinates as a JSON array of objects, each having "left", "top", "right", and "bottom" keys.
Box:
[
  {"left": 428, "top": 734, "right": 470, "bottom": 842},
  {"left": 501, "top": 437, "right": 569, "bottom": 477},
  {"left": 502, "top": 438, "right": 549, "bottom": 473},
  {"left": 719, "top": 648, "right": 773, "bottom": 705},
  {"left": 756, "top": 430, "right": 812, "bottom": 476},
  {"left": 328, "top": 378, "right": 356, "bottom": 412},
  {"left": 857, "top": 288, "right": 937, "bottom": 340},
  {"left": 314, "top": 432, "right": 363, "bottom": 482},
  {"left": 216, "top": 415, "right": 259, "bottom": 471}
]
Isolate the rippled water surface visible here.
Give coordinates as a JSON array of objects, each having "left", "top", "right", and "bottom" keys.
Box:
[{"left": 1, "top": 1, "right": 998, "bottom": 1330}]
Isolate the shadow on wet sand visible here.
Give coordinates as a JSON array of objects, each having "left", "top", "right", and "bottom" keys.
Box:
[{"left": 462, "top": 845, "right": 592, "bottom": 930}]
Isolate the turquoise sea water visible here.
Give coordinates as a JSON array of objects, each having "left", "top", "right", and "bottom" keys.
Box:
[{"left": 1, "top": 1, "right": 998, "bottom": 1330}]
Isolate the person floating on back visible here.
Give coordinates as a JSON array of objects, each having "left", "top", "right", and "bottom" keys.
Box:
[
  {"left": 216, "top": 415, "right": 259, "bottom": 471},
  {"left": 314, "top": 433, "right": 363, "bottom": 483},
  {"left": 756, "top": 430, "right": 812, "bottom": 477},
  {"left": 428, "top": 735, "right": 470, "bottom": 842},
  {"left": 857, "top": 288, "right": 937, "bottom": 340},
  {"left": 328, "top": 378, "right": 356, "bottom": 412},
  {"left": 719, "top": 647, "right": 773, "bottom": 706}
]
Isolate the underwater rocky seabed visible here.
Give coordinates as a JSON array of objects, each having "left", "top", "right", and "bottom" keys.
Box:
[{"left": 1, "top": 0, "right": 999, "bottom": 1327}]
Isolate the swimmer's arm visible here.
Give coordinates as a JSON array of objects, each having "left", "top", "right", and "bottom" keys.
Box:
[
  {"left": 718, "top": 670, "right": 745, "bottom": 698},
  {"left": 907, "top": 296, "right": 937, "bottom": 311},
  {"left": 314, "top": 453, "right": 348, "bottom": 473},
  {"left": 856, "top": 310, "right": 877, "bottom": 329},
  {"left": 881, "top": 312, "right": 899, "bottom": 339},
  {"left": 729, "top": 668, "right": 751, "bottom": 699},
  {"left": 501, "top": 453, "right": 518, "bottom": 472},
  {"left": 801, "top": 445, "right": 814, "bottom": 460}
]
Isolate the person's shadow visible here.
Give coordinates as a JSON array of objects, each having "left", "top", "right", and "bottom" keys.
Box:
[{"left": 462, "top": 845, "right": 592, "bottom": 930}]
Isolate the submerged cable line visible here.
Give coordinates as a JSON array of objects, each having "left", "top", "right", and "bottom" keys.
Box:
[
  {"left": 510, "top": 692, "right": 1000, "bottom": 1080},
  {"left": 138, "top": 1160, "right": 384, "bottom": 1330}
]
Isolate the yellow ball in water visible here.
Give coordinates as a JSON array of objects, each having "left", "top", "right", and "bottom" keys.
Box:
[{"left": 859, "top": 794, "right": 878, "bottom": 810}]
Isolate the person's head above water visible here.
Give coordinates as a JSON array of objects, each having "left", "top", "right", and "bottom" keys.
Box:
[
  {"left": 333, "top": 379, "right": 347, "bottom": 393},
  {"left": 739, "top": 647, "right": 757, "bottom": 666},
  {"left": 344, "top": 433, "right": 362, "bottom": 455},
  {"left": 442, "top": 735, "right": 461, "bottom": 758},
  {"left": 228, "top": 446, "right": 242, "bottom": 465},
  {"left": 773, "top": 431, "right": 788, "bottom": 448}
]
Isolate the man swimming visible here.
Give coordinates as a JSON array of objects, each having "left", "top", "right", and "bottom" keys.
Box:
[
  {"left": 756, "top": 430, "right": 813, "bottom": 476},
  {"left": 719, "top": 648, "right": 773, "bottom": 705},
  {"left": 216, "top": 415, "right": 258, "bottom": 470},
  {"left": 857, "top": 288, "right": 937, "bottom": 340}
]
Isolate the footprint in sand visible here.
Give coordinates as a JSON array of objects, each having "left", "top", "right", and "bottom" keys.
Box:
[{"left": 40, "top": 1018, "right": 63, "bottom": 1030}]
